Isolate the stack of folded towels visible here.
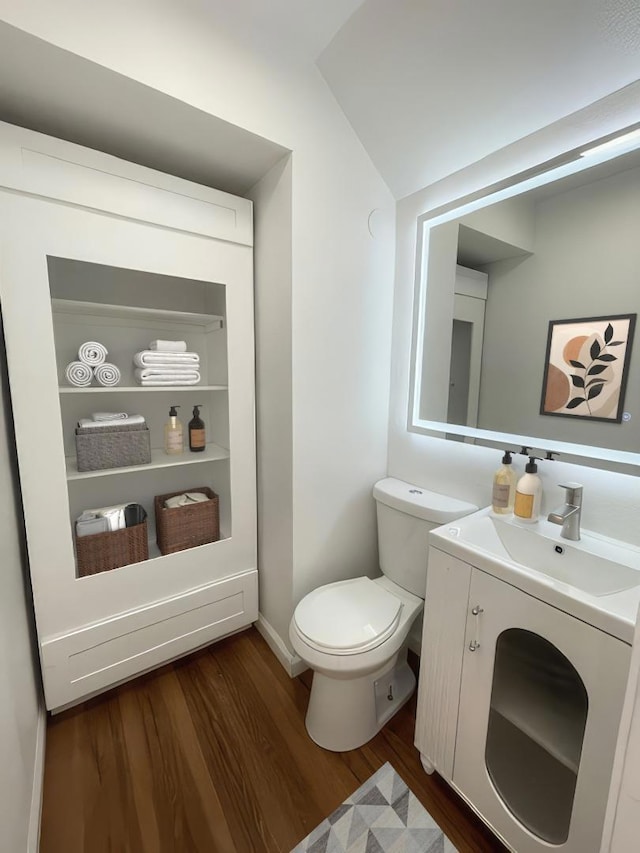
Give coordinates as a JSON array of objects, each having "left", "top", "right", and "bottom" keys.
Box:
[
  {"left": 65, "top": 341, "right": 121, "bottom": 388},
  {"left": 133, "top": 340, "right": 200, "bottom": 386},
  {"left": 75, "top": 501, "right": 147, "bottom": 537},
  {"left": 77, "top": 411, "right": 146, "bottom": 429}
]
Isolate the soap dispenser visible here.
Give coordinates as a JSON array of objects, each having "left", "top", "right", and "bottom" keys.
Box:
[
  {"left": 492, "top": 450, "right": 517, "bottom": 515},
  {"left": 188, "top": 405, "right": 206, "bottom": 453},
  {"left": 164, "top": 405, "right": 184, "bottom": 455},
  {"left": 514, "top": 456, "right": 542, "bottom": 523}
]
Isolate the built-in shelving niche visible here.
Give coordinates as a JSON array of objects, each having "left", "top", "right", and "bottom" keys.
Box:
[{"left": 48, "top": 256, "right": 231, "bottom": 576}]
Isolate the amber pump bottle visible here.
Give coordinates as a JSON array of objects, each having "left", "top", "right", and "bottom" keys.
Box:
[{"left": 188, "top": 405, "right": 206, "bottom": 452}]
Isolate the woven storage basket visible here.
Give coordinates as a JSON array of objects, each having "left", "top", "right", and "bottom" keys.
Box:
[
  {"left": 154, "top": 487, "right": 219, "bottom": 555},
  {"left": 75, "top": 520, "right": 149, "bottom": 577},
  {"left": 75, "top": 423, "right": 151, "bottom": 472}
]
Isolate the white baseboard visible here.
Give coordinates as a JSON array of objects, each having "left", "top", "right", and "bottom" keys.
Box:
[
  {"left": 254, "top": 613, "right": 307, "bottom": 678},
  {"left": 28, "top": 704, "right": 46, "bottom": 853}
]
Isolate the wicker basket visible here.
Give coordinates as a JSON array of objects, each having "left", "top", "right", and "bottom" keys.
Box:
[
  {"left": 75, "top": 520, "right": 149, "bottom": 577},
  {"left": 75, "top": 423, "right": 151, "bottom": 472},
  {"left": 154, "top": 487, "right": 219, "bottom": 555}
]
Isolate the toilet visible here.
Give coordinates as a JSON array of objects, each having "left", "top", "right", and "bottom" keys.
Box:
[{"left": 289, "top": 477, "right": 477, "bottom": 751}]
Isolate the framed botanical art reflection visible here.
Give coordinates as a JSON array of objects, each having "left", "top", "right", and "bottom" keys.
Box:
[{"left": 540, "top": 314, "right": 636, "bottom": 423}]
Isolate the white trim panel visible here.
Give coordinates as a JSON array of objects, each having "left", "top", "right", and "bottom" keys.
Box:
[
  {"left": 42, "top": 570, "right": 258, "bottom": 710},
  {"left": 27, "top": 706, "right": 46, "bottom": 853},
  {"left": 0, "top": 121, "right": 252, "bottom": 245},
  {"left": 255, "top": 613, "right": 307, "bottom": 678}
]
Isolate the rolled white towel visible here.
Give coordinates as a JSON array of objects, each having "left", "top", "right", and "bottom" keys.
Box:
[
  {"left": 78, "top": 341, "right": 108, "bottom": 366},
  {"left": 65, "top": 361, "right": 93, "bottom": 387},
  {"left": 134, "top": 350, "right": 199, "bottom": 367},
  {"left": 94, "top": 363, "right": 121, "bottom": 387},
  {"left": 134, "top": 367, "right": 200, "bottom": 386},
  {"left": 78, "top": 414, "right": 145, "bottom": 429},
  {"left": 149, "top": 340, "right": 188, "bottom": 353}
]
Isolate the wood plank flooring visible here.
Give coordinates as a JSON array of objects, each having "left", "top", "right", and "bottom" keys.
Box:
[{"left": 40, "top": 628, "right": 507, "bottom": 852}]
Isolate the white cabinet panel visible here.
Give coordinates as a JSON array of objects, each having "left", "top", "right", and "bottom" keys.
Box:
[
  {"left": 415, "top": 549, "right": 471, "bottom": 776},
  {"left": 454, "top": 569, "right": 630, "bottom": 853},
  {"left": 42, "top": 570, "right": 257, "bottom": 710}
]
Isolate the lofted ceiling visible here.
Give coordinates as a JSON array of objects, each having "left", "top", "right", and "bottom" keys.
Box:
[
  {"left": 0, "top": 1, "right": 639, "bottom": 202},
  {"left": 317, "top": 0, "right": 640, "bottom": 199},
  {"left": 186, "top": 0, "right": 367, "bottom": 61},
  {"left": 174, "top": 0, "right": 640, "bottom": 199}
]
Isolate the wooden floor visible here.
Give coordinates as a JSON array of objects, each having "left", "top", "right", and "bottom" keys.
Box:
[{"left": 40, "top": 628, "right": 507, "bottom": 853}]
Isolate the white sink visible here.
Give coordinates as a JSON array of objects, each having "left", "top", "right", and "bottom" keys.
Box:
[{"left": 436, "top": 510, "right": 640, "bottom": 597}]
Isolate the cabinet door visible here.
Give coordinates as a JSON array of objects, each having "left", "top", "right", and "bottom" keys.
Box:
[
  {"left": 454, "top": 569, "right": 630, "bottom": 853},
  {"left": 415, "top": 548, "right": 471, "bottom": 776},
  {"left": 0, "top": 190, "right": 257, "bottom": 708}
]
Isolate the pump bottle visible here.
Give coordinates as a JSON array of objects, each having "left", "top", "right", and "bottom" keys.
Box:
[
  {"left": 164, "top": 405, "right": 184, "bottom": 455},
  {"left": 492, "top": 450, "right": 517, "bottom": 514},
  {"left": 188, "top": 405, "right": 206, "bottom": 452},
  {"left": 514, "top": 456, "right": 543, "bottom": 523}
]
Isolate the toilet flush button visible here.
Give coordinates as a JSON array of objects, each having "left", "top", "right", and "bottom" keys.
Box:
[{"left": 448, "top": 527, "right": 461, "bottom": 537}]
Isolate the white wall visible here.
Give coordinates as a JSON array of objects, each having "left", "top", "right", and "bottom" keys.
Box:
[
  {"left": 390, "top": 82, "right": 640, "bottom": 547},
  {"left": 0, "top": 317, "right": 42, "bottom": 853},
  {"left": 0, "top": 0, "right": 396, "bottom": 654},
  {"left": 246, "top": 156, "right": 295, "bottom": 646}
]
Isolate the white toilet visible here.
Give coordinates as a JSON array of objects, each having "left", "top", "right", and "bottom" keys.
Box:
[{"left": 290, "top": 477, "right": 477, "bottom": 752}]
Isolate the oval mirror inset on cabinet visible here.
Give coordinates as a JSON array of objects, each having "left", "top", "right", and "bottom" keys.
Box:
[{"left": 485, "top": 629, "right": 588, "bottom": 845}]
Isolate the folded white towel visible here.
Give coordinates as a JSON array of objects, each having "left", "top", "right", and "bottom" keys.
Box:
[
  {"left": 81, "top": 504, "right": 128, "bottom": 531},
  {"left": 94, "top": 363, "right": 121, "bottom": 387},
  {"left": 75, "top": 513, "right": 111, "bottom": 537},
  {"left": 78, "top": 414, "right": 146, "bottom": 429},
  {"left": 92, "top": 412, "right": 128, "bottom": 421},
  {"left": 149, "top": 340, "right": 188, "bottom": 353},
  {"left": 164, "top": 492, "right": 210, "bottom": 509},
  {"left": 134, "top": 350, "right": 200, "bottom": 367},
  {"left": 78, "top": 341, "right": 108, "bottom": 366},
  {"left": 134, "top": 367, "right": 200, "bottom": 386},
  {"left": 138, "top": 378, "right": 201, "bottom": 386},
  {"left": 65, "top": 361, "right": 93, "bottom": 387}
]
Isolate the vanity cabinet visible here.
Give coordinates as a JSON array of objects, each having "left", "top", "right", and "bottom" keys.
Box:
[
  {"left": 416, "top": 548, "right": 631, "bottom": 853},
  {"left": 0, "top": 123, "right": 257, "bottom": 710}
]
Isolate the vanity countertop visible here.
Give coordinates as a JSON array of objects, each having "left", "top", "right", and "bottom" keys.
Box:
[{"left": 430, "top": 506, "right": 640, "bottom": 644}]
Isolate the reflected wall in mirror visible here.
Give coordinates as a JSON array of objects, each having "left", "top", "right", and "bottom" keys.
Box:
[{"left": 412, "top": 132, "right": 640, "bottom": 466}]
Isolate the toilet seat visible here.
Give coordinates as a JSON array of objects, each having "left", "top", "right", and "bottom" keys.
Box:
[{"left": 293, "top": 577, "right": 402, "bottom": 655}]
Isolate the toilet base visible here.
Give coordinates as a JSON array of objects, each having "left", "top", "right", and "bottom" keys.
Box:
[{"left": 305, "top": 650, "right": 416, "bottom": 752}]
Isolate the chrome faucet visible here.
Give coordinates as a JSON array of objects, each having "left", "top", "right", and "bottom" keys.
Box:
[{"left": 547, "top": 483, "right": 583, "bottom": 541}]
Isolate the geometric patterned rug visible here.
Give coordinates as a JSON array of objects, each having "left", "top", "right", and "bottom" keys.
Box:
[{"left": 291, "top": 762, "right": 459, "bottom": 853}]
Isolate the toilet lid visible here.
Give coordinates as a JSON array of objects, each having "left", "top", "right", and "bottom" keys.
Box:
[{"left": 293, "top": 577, "right": 402, "bottom": 654}]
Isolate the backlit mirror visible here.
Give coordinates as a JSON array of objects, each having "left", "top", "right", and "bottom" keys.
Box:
[{"left": 410, "top": 128, "right": 640, "bottom": 470}]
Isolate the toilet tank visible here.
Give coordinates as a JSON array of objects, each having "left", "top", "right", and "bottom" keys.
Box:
[{"left": 373, "top": 478, "right": 477, "bottom": 597}]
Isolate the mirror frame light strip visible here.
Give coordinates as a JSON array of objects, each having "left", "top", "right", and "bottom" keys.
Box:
[{"left": 409, "top": 125, "right": 640, "bottom": 470}]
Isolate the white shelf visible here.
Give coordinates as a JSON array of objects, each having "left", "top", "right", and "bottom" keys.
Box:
[
  {"left": 66, "top": 442, "right": 229, "bottom": 481},
  {"left": 59, "top": 385, "right": 227, "bottom": 394},
  {"left": 490, "top": 666, "right": 585, "bottom": 773},
  {"left": 51, "top": 298, "right": 224, "bottom": 332}
]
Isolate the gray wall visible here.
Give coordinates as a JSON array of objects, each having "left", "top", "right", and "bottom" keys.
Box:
[
  {"left": 0, "top": 314, "right": 42, "bottom": 853},
  {"left": 478, "top": 163, "right": 640, "bottom": 451}
]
